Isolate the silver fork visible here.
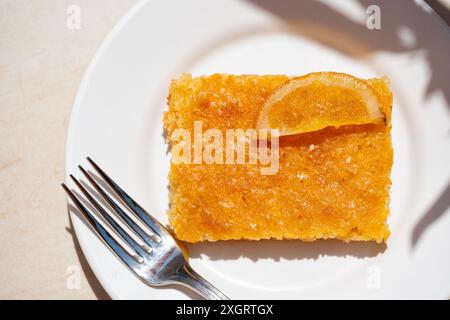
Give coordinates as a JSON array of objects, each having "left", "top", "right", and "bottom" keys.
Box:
[{"left": 62, "top": 157, "right": 229, "bottom": 300}]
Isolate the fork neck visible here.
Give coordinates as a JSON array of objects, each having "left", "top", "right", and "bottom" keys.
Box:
[{"left": 172, "top": 263, "right": 229, "bottom": 300}]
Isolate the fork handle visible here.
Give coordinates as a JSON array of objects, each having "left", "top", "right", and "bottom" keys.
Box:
[{"left": 174, "top": 264, "right": 229, "bottom": 300}]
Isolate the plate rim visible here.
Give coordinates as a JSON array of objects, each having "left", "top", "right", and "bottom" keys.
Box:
[
  {"left": 64, "top": 0, "right": 150, "bottom": 300},
  {"left": 64, "top": 0, "right": 450, "bottom": 300}
]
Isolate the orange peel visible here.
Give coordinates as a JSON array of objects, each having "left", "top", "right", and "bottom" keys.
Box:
[{"left": 256, "top": 72, "right": 385, "bottom": 136}]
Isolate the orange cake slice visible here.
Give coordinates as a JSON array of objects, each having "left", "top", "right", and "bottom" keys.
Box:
[{"left": 164, "top": 73, "right": 393, "bottom": 243}]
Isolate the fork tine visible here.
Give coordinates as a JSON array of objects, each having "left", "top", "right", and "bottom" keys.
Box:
[
  {"left": 78, "top": 165, "right": 158, "bottom": 246},
  {"left": 69, "top": 174, "right": 151, "bottom": 256},
  {"left": 86, "top": 157, "right": 165, "bottom": 239},
  {"left": 62, "top": 183, "right": 143, "bottom": 267}
]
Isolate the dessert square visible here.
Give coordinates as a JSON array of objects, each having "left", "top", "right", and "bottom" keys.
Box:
[{"left": 164, "top": 73, "right": 392, "bottom": 243}]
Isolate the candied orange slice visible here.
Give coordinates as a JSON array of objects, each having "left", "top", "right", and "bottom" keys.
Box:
[{"left": 256, "top": 72, "right": 385, "bottom": 135}]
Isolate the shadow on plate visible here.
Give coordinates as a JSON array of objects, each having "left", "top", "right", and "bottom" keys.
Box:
[
  {"left": 242, "top": 0, "right": 450, "bottom": 251},
  {"left": 246, "top": 0, "right": 450, "bottom": 108},
  {"left": 411, "top": 182, "right": 450, "bottom": 248},
  {"left": 189, "top": 239, "right": 386, "bottom": 261}
]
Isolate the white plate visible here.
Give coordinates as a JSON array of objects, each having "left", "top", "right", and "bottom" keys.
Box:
[{"left": 65, "top": 0, "right": 450, "bottom": 299}]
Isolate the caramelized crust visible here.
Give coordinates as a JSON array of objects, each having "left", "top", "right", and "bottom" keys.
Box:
[{"left": 164, "top": 74, "right": 393, "bottom": 243}]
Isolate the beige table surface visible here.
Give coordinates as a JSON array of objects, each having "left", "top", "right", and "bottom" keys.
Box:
[
  {"left": 1, "top": 0, "right": 449, "bottom": 300},
  {"left": 0, "top": 0, "right": 136, "bottom": 300}
]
